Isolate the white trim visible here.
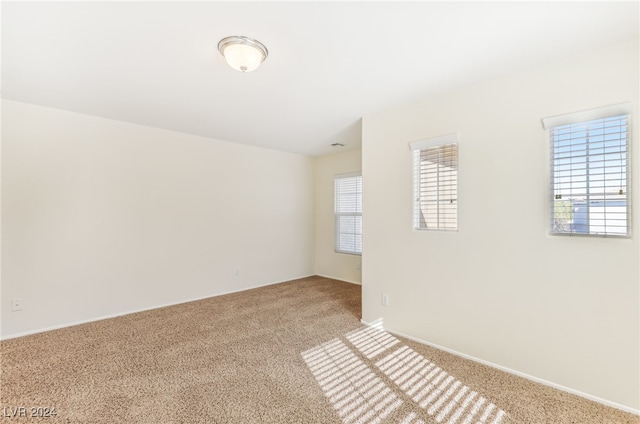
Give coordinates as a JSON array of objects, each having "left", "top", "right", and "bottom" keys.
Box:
[
  {"left": 409, "top": 133, "right": 458, "bottom": 151},
  {"left": 315, "top": 273, "right": 362, "bottom": 285},
  {"left": 1, "top": 274, "right": 315, "bottom": 340},
  {"left": 334, "top": 250, "right": 362, "bottom": 256},
  {"left": 360, "top": 319, "right": 639, "bottom": 415},
  {"left": 541, "top": 102, "right": 632, "bottom": 129},
  {"left": 334, "top": 171, "right": 362, "bottom": 179}
]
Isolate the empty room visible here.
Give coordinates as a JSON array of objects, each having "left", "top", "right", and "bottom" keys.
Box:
[{"left": 1, "top": 2, "right": 638, "bottom": 423}]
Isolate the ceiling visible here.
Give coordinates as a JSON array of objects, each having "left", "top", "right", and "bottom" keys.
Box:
[{"left": 2, "top": 2, "right": 638, "bottom": 157}]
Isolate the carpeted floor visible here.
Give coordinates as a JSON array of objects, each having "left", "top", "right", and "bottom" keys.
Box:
[{"left": 0, "top": 276, "right": 637, "bottom": 423}]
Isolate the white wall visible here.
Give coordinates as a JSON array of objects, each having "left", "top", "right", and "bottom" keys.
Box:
[
  {"left": 1, "top": 100, "right": 314, "bottom": 338},
  {"left": 314, "top": 149, "right": 362, "bottom": 284},
  {"left": 361, "top": 39, "right": 639, "bottom": 410}
]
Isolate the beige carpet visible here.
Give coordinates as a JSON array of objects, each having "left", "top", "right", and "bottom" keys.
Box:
[{"left": 0, "top": 276, "right": 637, "bottom": 423}]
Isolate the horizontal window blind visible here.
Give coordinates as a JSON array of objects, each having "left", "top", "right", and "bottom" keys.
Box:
[
  {"left": 413, "top": 143, "right": 458, "bottom": 231},
  {"left": 335, "top": 174, "right": 362, "bottom": 254},
  {"left": 550, "top": 114, "right": 630, "bottom": 236}
]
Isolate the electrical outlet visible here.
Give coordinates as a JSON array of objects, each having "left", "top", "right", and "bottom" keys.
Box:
[
  {"left": 11, "top": 298, "right": 23, "bottom": 312},
  {"left": 381, "top": 294, "right": 389, "bottom": 306},
  {"left": 234, "top": 269, "right": 239, "bottom": 276},
  {"left": 356, "top": 262, "right": 361, "bottom": 270}
]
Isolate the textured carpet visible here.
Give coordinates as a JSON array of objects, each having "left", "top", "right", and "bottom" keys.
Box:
[{"left": 0, "top": 276, "right": 637, "bottom": 423}]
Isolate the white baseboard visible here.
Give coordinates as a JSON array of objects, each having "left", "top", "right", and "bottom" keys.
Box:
[
  {"left": 315, "top": 273, "right": 362, "bottom": 285},
  {"left": 360, "top": 319, "right": 639, "bottom": 416},
  {"left": 1, "top": 274, "right": 315, "bottom": 341}
]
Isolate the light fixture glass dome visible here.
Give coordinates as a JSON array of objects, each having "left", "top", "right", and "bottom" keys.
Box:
[{"left": 218, "top": 36, "right": 268, "bottom": 73}]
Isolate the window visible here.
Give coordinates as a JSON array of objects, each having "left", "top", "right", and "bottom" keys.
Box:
[
  {"left": 335, "top": 173, "right": 362, "bottom": 255},
  {"left": 543, "top": 104, "right": 631, "bottom": 236},
  {"left": 410, "top": 134, "right": 458, "bottom": 231}
]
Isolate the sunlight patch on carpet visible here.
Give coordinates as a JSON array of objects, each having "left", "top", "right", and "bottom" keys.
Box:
[
  {"left": 302, "top": 325, "right": 507, "bottom": 424},
  {"left": 302, "top": 338, "right": 402, "bottom": 424}
]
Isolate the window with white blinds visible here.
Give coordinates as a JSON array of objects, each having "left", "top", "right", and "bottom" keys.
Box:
[
  {"left": 334, "top": 173, "right": 362, "bottom": 255},
  {"left": 410, "top": 135, "right": 458, "bottom": 231},
  {"left": 544, "top": 107, "right": 630, "bottom": 237}
]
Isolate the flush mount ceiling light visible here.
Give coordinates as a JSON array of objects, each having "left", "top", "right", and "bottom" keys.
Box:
[{"left": 218, "top": 36, "right": 268, "bottom": 73}]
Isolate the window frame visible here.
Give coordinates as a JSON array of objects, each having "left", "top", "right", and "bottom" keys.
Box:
[
  {"left": 543, "top": 103, "right": 632, "bottom": 238},
  {"left": 409, "top": 134, "right": 459, "bottom": 232},
  {"left": 334, "top": 172, "right": 362, "bottom": 255}
]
